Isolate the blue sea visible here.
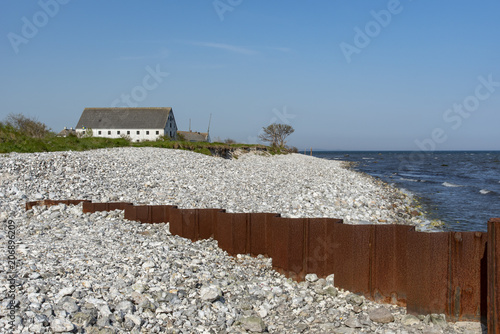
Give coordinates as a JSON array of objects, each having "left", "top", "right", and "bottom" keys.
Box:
[{"left": 311, "top": 151, "right": 500, "bottom": 232}]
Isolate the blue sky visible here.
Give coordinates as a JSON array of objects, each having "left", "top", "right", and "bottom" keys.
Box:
[{"left": 1, "top": 1, "right": 499, "bottom": 150}]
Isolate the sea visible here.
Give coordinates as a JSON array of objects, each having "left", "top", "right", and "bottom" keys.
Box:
[{"left": 311, "top": 151, "right": 500, "bottom": 232}]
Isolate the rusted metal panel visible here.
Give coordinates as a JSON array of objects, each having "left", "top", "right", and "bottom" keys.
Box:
[
  {"left": 150, "top": 205, "right": 165, "bottom": 223},
  {"left": 132, "top": 206, "right": 151, "bottom": 224},
  {"left": 197, "top": 209, "right": 213, "bottom": 239},
  {"left": 306, "top": 218, "right": 328, "bottom": 277},
  {"left": 307, "top": 218, "right": 343, "bottom": 279},
  {"left": 168, "top": 207, "right": 183, "bottom": 237},
  {"left": 25, "top": 200, "right": 40, "bottom": 210},
  {"left": 215, "top": 212, "right": 235, "bottom": 255},
  {"left": 326, "top": 223, "right": 372, "bottom": 297},
  {"left": 324, "top": 219, "right": 342, "bottom": 282},
  {"left": 447, "top": 231, "right": 488, "bottom": 322},
  {"left": 406, "top": 231, "right": 449, "bottom": 316},
  {"left": 92, "top": 202, "right": 108, "bottom": 212},
  {"left": 488, "top": 218, "right": 500, "bottom": 333},
  {"left": 198, "top": 209, "right": 223, "bottom": 240},
  {"left": 231, "top": 213, "right": 249, "bottom": 255},
  {"left": 287, "top": 218, "right": 306, "bottom": 280},
  {"left": 82, "top": 201, "right": 94, "bottom": 213},
  {"left": 249, "top": 213, "right": 277, "bottom": 257},
  {"left": 26, "top": 199, "right": 90, "bottom": 210},
  {"left": 269, "top": 216, "right": 289, "bottom": 276},
  {"left": 180, "top": 209, "right": 198, "bottom": 241},
  {"left": 371, "top": 224, "right": 410, "bottom": 306},
  {"left": 123, "top": 205, "right": 136, "bottom": 221}
]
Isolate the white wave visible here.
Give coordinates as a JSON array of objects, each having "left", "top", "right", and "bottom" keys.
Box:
[
  {"left": 480, "top": 189, "right": 491, "bottom": 195},
  {"left": 400, "top": 177, "right": 418, "bottom": 182},
  {"left": 442, "top": 182, "right": 462, "bottom": 188}
]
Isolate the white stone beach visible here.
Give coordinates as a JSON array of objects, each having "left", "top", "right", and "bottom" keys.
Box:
[{"left": 0, "top": 148, "right": 483, "bottom": 333}]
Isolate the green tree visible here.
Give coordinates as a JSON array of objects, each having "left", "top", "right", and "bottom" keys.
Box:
[{"left": 259, "top": 123, "right": 294, "bottom": 148}]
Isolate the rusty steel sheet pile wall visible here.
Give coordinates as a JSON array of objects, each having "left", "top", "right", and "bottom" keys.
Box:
[
  {"left": 489, "top": 218, "right": 500, "bottom": 333},
  {"left": 26, "top": 199, "right": 91, "bottom": 210},
  {"left": 25, "top": 200, "right": 500, "bottom": 331},
  {"left": 447, "top": 231, "right": 488, "bottom": 322}
]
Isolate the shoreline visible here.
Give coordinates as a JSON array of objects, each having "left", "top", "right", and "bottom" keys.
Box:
[
  {"left": 1, "top": 148, "right": 431, "bottom": 229},
  {"left": 0, "top": 148, "right": 481, "bottom": 333}
]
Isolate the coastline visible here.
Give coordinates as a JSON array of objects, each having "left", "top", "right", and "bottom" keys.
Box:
[
  {"left": 2, "top": 147, "right": 429, "bottom": 228},
  {"left": 0, "top": 148, "right": 480, "bottom": 333}
]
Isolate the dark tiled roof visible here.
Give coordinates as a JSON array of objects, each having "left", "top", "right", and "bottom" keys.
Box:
[
  {"left": 178, "top": 131, "right": 209, "bottom": 142},
  {"left": 76, "top": 108, "right": 173, "bottom": 129}
]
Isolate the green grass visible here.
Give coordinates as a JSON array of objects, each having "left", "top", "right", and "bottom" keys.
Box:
[
  {"left": 0, "top": 124, "right": 130, "bottom": 153},
  {"left": 0, "top": 124, "right": 282, "bottom": 156}
]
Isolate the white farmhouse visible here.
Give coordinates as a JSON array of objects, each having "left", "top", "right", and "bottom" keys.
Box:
[{"left": 75, "top": 107, "right": 178, "bottom": 142}]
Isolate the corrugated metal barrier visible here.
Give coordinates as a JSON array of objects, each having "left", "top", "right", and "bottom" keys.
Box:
[{"left": 25, "top": 200, "right": 500, "bottom": 332}]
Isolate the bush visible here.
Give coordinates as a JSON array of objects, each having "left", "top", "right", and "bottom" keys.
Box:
[
  {"left": 82, "top": 128, "right": 93, "bottom": 138},
  {"left": 119, "top": 133, "right": 132, "bottom": 142},
  {"left": 6, "top": 113, "right": 51, "bottom": 138},
  {"left": 176, "top": 132, "right": 186, "bottom": 141},
  {"left": 156, "top": 135, "right": 171, "bottom": 142},
  {"left": 224, "top": 138, "right": 236, "bottom": 144}
]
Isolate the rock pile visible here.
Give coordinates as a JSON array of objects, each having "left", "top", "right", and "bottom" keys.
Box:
[
  {"left": 0, "top": 204, "right": 483, "bottom": 333},
  {"left": 1, "top": 147, "right": 428, "bottom": 227},
  {"left": 0, "top": 148, "right": 484, "bottom": 332}
]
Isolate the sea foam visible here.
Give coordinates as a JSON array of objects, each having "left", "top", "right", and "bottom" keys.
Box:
[{"left": 442, "top": 182, "right": 462, "bottom": 188}]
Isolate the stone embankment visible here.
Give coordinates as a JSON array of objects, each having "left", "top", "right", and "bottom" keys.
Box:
[{"left": 0, "top": 148, "right": 483, "bottom": 333}]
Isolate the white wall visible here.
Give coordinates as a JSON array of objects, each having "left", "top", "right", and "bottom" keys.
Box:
[{"left": 76, "top": 128, "right": 166, "bottom": 142}]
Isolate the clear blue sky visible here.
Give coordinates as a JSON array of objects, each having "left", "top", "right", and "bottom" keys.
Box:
[{"left": 1, "top": 1, "right": 499, "bottom": 150}]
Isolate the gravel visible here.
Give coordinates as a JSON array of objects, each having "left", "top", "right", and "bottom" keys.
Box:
[{"left": 0, "top": 147, "right": 485, "bottom": 333}]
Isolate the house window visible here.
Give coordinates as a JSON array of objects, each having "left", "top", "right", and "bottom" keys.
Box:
[
  {"left": 117, "top": 131, "right": 120, "bottom": 135},
  {"left": 137, "top": 131, "right": 140, "bottom": 135},
  {"left": 146, "top": 131, "right": 149, "bottom": 135},
  {"left": 98, "top": 131, "right": 102, "bottom": 135},
  {"left": 156, "top": 131, "right": 159, "bottom": 135},
  {"left": 82, "top": 131, "right": 86, "bottom": 135},
  {"left": 108, "top": 131, "right": 111, "bottom": 135},
  {"left": 127, "top": 131, "right": 130, "bottom": 135}
]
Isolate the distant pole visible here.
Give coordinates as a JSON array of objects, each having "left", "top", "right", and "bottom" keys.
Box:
[
  {"left": 207, "top": 113, "right": 212, "bottom": 134},
  {"left": 310, "top": 147, "right": 312, "bottom": 156},
  {"left": 304, "top": 149, "right": 306, "bottom": 155}
]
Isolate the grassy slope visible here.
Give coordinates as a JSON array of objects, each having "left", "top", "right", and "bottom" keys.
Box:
[{"left": 0, "top": 125, "right": 281, "bottom": 155}]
